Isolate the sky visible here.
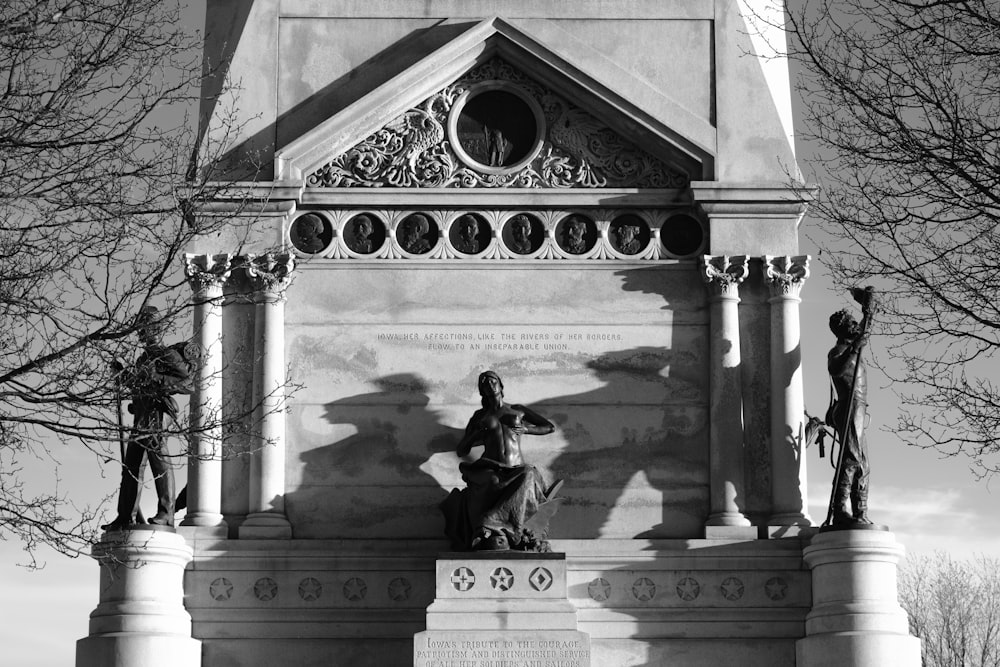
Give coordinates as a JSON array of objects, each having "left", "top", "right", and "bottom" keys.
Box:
[{"left": 4, "top": 5, "right": 1000, "bottom": 667}]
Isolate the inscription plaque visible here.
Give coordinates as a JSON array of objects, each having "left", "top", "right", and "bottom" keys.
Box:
[{"left": 415, "top": 632, "right": 590, "bottom": 667}]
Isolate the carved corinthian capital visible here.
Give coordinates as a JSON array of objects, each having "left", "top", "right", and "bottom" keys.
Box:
[
  {"left": 245, "top": 253, "right": 295, "bottom": 296},
  {"left": 184, "top": 253, "right": 233, "bottom": 295},
  {"left": 764, "top": 255, "right": 810, "bottom": 298},
  {"left": 702, "top": 255, "right": 750, "bottom": 299}
]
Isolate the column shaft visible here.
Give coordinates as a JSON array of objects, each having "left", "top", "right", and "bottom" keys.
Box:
[
  {"left": 766, "top": 255, "right": 812, "bottom": 530},
  {"left": 181, "top": 254, "right": 231, "bottom": 528},
  {"left": 240, "top": 254, "right": 294, "bottom": 539},
  {"left": 703, "top": 256, "right": 753, "bottom": 537}
]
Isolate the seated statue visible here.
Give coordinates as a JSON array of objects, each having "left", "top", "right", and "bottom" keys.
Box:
[{"left": 441, "top": 371, "right": 563, "bottom": 551}]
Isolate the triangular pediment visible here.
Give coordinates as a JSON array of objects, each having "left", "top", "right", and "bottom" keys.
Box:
[{"left": 276, "top": 17, "right": 716, "bottom": 186}]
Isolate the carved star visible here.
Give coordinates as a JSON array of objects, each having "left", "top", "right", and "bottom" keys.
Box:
[
  {"left": 210, "top": 577, "right": 233, "bottom": 601},
  {"left": 343, "top": 577, "right": 367, "bottom": 601},
  {"left": 388, "top": 577, "right": 411, "bottom": 602},
  {"left": 632, "top": 577, "right": 656, "bottom": 602},
  {"left": 720, "top": 577, "right": 744, "bottom": 601},
  {"left": 254, "top": 577, "right": 277, "bottom": 601},
  {"left": 491, "top": 567, "right": 514, "bottom": 591},
  {"left": 676, "top": 577, "right": 700, "bottom": 602},
  {"left": 588, "top": 578, "right": 611, "bottom": 602},
  {"left": 765, "top": 577, "right": 788, "bottom": 601},
  {"left": 298, "top": 577, "right": 322, "bottom": 602}
]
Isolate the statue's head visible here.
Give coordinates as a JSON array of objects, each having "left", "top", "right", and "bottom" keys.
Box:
[
  {"left": 136, "top": 306, "right": 167, "bottom": 344},
  {"left": 354, "top": 214, "right": 373, "bottom": 238},
  {"left": 478, "top": 370, "right": 504, "bottom": 400},
  {"left": 511, "top": 214, "right": 530, "bottom": 239},
  {"left": 829, "top": 309, "right": 860, "bottom": 338},
  {"left": 297, "top": 213, "right": 323, "bottom": 239},
  {"left": 406, "top": 213, "right": 430, "bottom": 235}
]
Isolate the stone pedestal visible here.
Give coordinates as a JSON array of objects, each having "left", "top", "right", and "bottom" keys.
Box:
[
  {"left": 76, "top": 528, "right": 201, "bottom": 667},
  {"left": 415, "top": 553, "right": 590, "bottom": 666},
  {"left": 796, "top": 529, "right": 920, "bottom": 667}
]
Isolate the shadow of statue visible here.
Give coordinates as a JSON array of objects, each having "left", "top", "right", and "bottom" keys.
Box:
[{"left": 287, "top": 373, "right": 462, "bottom": 538}]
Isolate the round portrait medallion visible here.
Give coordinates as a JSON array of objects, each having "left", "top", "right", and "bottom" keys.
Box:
[{"left": 448, "top": 82, "right": 545, "bottom": 174}]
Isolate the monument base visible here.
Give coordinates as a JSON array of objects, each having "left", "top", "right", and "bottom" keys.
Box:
[
  {"left": 416, "top": 553, "right": 591, "bottom": 666},
  {"left": 75, "top": 528, "right": 201, "bottom": 667},
  {"left": 795, "top": 529, "right": 920, "bottom": 667}
]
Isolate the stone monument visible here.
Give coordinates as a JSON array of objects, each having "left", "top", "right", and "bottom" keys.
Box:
[{"left": 73, "top": 2, "right": 921, "bottom": 666}]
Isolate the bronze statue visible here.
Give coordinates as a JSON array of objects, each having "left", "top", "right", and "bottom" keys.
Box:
[
  {"left": 440, "top": 371, "right": 562, "bottom": 551},
  {"left": 102, "top": 307, "right": 192, "bottom": 530},
  {"left": 824, "top": 287, "right": 877, "bottom": 528}
]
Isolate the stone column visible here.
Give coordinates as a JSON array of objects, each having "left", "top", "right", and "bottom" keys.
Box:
[
  {"left": 702, "top": 255, "right": 754, "bottom": 537},
  {"left": 220, "top": 267, "right": 255, "bottom": 535},
  {"left": 181, "top": 253, "right": 232, "bottom": 528},
  {"left": 765, "top": 255, "right": 812, "bottom": 531},
  {"left": 796, "top": 530, "right": 921, "bottom": 666},
  {"left": 239, "top": 253, "right": 294, "bottom": 539},
  {"left": 75, "top": 529, "right": 201, "bottom": 667}
]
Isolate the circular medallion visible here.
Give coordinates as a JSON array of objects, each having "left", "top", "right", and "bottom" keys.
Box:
[
  {"left": 720, "top": 576, "right": 745, "bottom": 601},
  {"left": 451, "top": 567, "right": 476, "bottom": 592},
  {"left": 344, "top": 213, "right": 385, "bottom": 255},
  {"left": 675, "top": 576, "right": 701, "bottom": 602},
  {"left": 343, "top": 577, "right": 367, "bottom": 601},
  {"left": 632, "top": 577, "right": 656, "bottom": 602},
  {"left": 660, "top": 212, "right": 705, "bottom": 257},
  {"left": 448, "top": 81, "right": 546, "bottom": 174},
  {"left": 501, "top": 213, "right": 543, "bottom": 255},
  {"left": 765, "top": 576, "right": 788, "bottom": 601},
  {"left": 449, "top": 213, "right": 490, "bottom": 255},
  {"left": 298, "top": 577, "right": 322, "bottom": 602},
  {"left": 555, "top": 213, "right": 597, "bottom": 255},
  {"left": 609, "top": 214, "right": 650, "bottom": 256},
  {"left": 588, "top": 578, "right": 611, "bottom": 602},
  {"left": 388, "top": 577, "right": 412, "bottom": 602},
  {"left": 490, "top": 567, "right": 514, "bottom": 592},
  {"left": 209, "top": 577, "right": 233, "bottom": 602},
  {"left": 253, "top": 577, "right": 277, "bottom": 602},
  {"left": 289, "top": 213, "right": 333, "bottom": 254},
  {"left": 528, "top": 567, "right": 553, "bottom": 592},
  {"left": 396, "top": 212, "right": 438, "bottom": 255}
]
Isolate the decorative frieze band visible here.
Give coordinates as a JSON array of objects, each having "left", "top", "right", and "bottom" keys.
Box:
[{"left": 288, "top": 208, "right": 707, "bottom": 261}]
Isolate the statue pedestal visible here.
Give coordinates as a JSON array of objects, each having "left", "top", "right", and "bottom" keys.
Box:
[
  {"left": 414, "top": 553, "right": 590, "bottom": 666},
  {"left": 76, "top": 527, "right": 201, "bottom": 667},
  {"left": 795, "top": 529, "right": 920, "bottom": 667}
]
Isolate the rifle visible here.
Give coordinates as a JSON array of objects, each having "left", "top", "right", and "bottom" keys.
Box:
[{"left": 822, "top": 287, "right": 876, "bottom": 528}]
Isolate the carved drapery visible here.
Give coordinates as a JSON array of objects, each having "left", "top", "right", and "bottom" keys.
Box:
[{"left": 306, "top": 58, "right": 688, "bottom": 190}]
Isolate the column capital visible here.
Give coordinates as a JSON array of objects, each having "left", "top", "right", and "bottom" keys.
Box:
[
  {"left": 245, "top": 253, "right": 295, "bottom": 296},
  {"left": 184, "top": 253, "right": 233, "bottom": 295},
  {"left": 702, "top": 255, "right": 749, "bottom": 299},
  {"left": 764, "top": 255, "right": 810, "bottom": 299}
]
